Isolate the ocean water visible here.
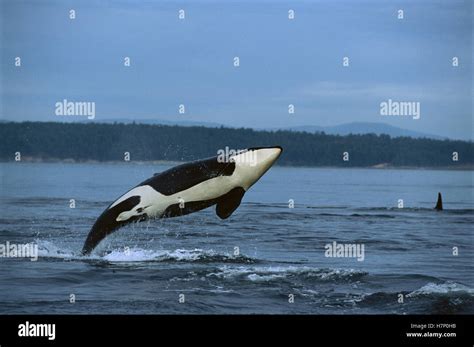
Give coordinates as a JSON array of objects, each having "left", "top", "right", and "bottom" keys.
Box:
[{"left": 0, "top": 162, "right": 473, "bottom": 314}]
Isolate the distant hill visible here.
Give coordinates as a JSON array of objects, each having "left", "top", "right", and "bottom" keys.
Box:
[
  {"left": 280, "top": 122, "right": 446, "bottom": 140},
  {"left": 1, "top": 121, "right": 472, "bottom": 168},
  {"left": 76, "top": 119, "right": 447, "bottom": 140}
]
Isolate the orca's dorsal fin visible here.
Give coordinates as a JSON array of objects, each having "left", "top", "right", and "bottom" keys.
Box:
[
  {"left": 216, "top": 187, "right": 245, "bottom": 219},
  {"left": 435, "top": 192, "right": 443, "bottom": 211}
]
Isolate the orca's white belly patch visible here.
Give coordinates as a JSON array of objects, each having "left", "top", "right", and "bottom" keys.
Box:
[{"left": 113, "top": 176, "right": 237, "bottom": 222}]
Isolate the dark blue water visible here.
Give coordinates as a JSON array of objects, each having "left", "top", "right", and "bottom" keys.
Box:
[{"left": 0, "top": 163, "right": 473, "bottom": 314}]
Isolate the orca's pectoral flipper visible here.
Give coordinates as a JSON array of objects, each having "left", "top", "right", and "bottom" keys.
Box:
[
  {"left": 435, "top": 192, "right": 443, "bottom": 211},
  {"left": 216, "top": 187, "right": 245, "bottom": 219}
]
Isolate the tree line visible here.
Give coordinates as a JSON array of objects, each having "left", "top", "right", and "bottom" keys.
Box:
[{"left": 0, "top": 121, "right": 472, "bottom": 167}]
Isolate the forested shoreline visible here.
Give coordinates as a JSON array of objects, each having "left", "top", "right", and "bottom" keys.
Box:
[{"left": 1, "top": 122, "right": 472, "bottom": 168}]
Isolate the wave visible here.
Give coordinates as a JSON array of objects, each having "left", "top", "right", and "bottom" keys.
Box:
[
  {"left": 353, "top": 281, "right": 474, "bottom": 305},
  {"left": 301, "top": 212, "right": 396, "bottom": 218},
  {"left": 37, "top": 240, "right": 78, "bottom": 259},
  {"left": 353, "top": 207, "right": 474, "bottom": 214},
  {"left": 299, "top": 205, "right": 473, "bottom": 213},
  {"left": 351, "top": 281, "right": 474, "bottom": 313},
  {"left": 101, "top": 248, "right": 256, "bottom": 263},
  {"left": 350, "top": 213, "right": 395, "bottom": 218},
  {"left": 407, "top": 281, "right": 474, "bottom": 297},
  {"left": 207, "top": 265, "right": 367, "bottom": 283},
  {"left": 36, "top": 240, "right": 256, "bottom": 264}
]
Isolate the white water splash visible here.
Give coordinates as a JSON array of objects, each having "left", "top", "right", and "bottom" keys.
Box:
[
  {"left": 35, "top": 240, "right": 249, "bottom": 263},
  {"left": 407, "top": 281, "right": 474, "bottom": 297},
  {"left": 208, "top": 265, "right": 366, "bottom": 282}
]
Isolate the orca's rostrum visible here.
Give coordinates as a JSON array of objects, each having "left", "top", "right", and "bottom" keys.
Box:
[{"left": 82, "top": 146, "right": 282, "bottom": 254}]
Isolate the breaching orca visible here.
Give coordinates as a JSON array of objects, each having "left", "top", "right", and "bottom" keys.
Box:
[
  {"left": 435, "top": 192, "right": 443, "bottom": 211},
  {"left": 82, "top": 146, "right": 282, "bottom": 254}
]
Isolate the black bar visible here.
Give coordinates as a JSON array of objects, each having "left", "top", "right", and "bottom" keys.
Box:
[{"left": 0, "top": 315, "right": 471, "bottom": 345}]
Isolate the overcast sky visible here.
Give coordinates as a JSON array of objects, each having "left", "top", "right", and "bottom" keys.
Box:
[{"left": 1, "top": 0, "right": 472, "bottom": 140}]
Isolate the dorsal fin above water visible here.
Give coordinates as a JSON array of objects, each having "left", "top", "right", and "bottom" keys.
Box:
[
  {"left": 216, "top": 187, "right": 245, "bottom": 219},
  {"left": 435, "top": 192, "right": 443, "bottom": 211}
]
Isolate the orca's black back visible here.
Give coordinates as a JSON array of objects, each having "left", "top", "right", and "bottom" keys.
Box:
[{"left": 139, "top": 156, "right": 235, "bottom": 195}]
